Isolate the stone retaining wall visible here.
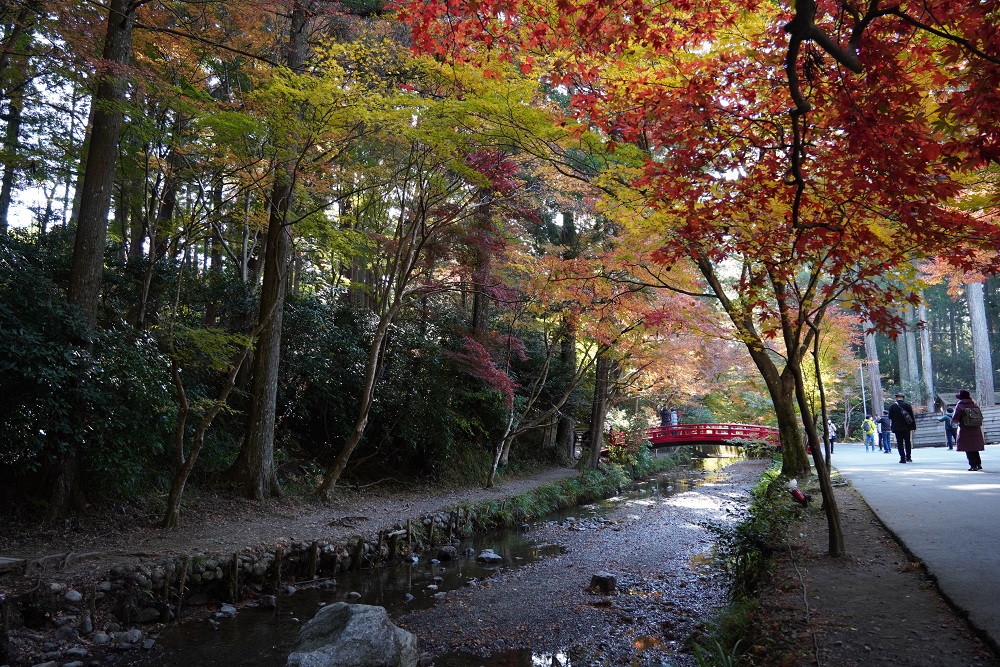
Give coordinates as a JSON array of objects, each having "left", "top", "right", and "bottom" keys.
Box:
[{"left": 0, "top": 507, "right": 480, "bottom": 665}]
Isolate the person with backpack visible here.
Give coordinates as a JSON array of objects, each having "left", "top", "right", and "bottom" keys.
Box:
[
  {"left": 862, "top": 416, "right": 877, "bottom": 452},
  {"left": 888, "top": 392, "right": 916, "bottom": 463},
  {"left": 936, "top": 406, "right": 958, "bottom": 450},
  {"left": 952, "top": 389, "right": 986, "bottom": 471}
]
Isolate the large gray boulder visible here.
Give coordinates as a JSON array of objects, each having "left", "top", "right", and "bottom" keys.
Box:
[{"left": 287, "top": 603, "right": 418, "bottom": 667}]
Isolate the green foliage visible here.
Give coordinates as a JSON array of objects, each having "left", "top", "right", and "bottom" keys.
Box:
[
  {"left": 449, "top": 457, "right": 686, "bottom": 534},
  {"left": 723, "top": 437, "right": 779, "bottom": 459},
  {"left": 693, "top": 637, "right": 743, "bottom": 667},
  {"left": 278, "top": 297, "right": 512, "bottom": 483},
  {"left": 693, "top": 466, "right": 798, "bottom": 666},
  {"left": 0, "top": 231, "right": 173, "bottom": 500},
  {"left": 705, "top": 466, "right": 795, "bottom": 600}
]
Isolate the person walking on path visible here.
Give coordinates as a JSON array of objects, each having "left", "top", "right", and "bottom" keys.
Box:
[
  {"left": 862, "top": 416, "right": 877, "bottom": 452},
  {"left": 936, "top": 407, "right": 958, "bottom": 450},
  {"left": 952, "top": 389, "right": 986, "bottom": 471},
  {"left": 888, "top": 392, "right": 916, "bottom": 463},
  {"left": 878, "top": 410, "right": 892, "bottom": 453},
  {"left": 827, "top": 418, "right": 838, "bottom": 453}
]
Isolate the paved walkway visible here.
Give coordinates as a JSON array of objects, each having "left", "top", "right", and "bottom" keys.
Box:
[{"left": 831, "top": 441, "right": 1000, "bottom": 649}]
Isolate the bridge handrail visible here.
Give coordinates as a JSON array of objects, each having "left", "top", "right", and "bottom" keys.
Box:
[{"left": 609, "top": 423, "right": 780, "bottom": 447}]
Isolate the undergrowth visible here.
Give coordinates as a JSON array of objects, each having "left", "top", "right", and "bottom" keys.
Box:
[
  {"left": 693, "top": 463, "right": 802, "bottom": 666},
  {"left": 444, "top": 447, "right": 686, "bottom": 536}
]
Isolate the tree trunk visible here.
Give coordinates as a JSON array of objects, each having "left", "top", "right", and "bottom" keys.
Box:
[
  {"left": 66, "top": 0, "right": 135, "bottom": 326},
  {"left": 795, "top": 348, "right": 844, "bottom": 556},
  {"left": 227, "top": 196, "right": 291, "bottom": 499},
  {"left": 587, "top": 353, "right": 612, "bottom": 469},
  {"left": 966, "top": 281, "right": 996, "bottom": 406},
  {"left": 895, "top": 320, "right": 910, "bottom": 395},
  {"left": 0, "top": 0, "right": 38, "bottom": 233},
  {"left": 863, "top": 323, "right": 884, "bottom": 418},
  {"left": 317, "top": 314, "right": 393, "bottom": 495},
  {"left": 555, "top": 324, "right": 577, "bottom": 463},
  {"left": 486, "top": 411, "right": 516, "bottom": 488},
  {"left": 50, "top": 0, "right": 135, "bottom": 517},
  {"left": 471, "top": 193, "right": 492, "bottom": 334},
  {"left": 903, "top": 306, "right": 921, "bottom": 404},
  {"left": 225, "top": 0, "right": 310, "bottom": 500},
  {"left": 917, "top": 299, "right": 936, "bottom": 411},
  {"left": 163, "top": 342, "right": 253, "bottom": 528},
  {"left": 0, "top": 74, "right": 25, "bottom": 233}
]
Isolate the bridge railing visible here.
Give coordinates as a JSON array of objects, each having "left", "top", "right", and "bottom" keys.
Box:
[{"left": 609, "top": 423, "right": 780, "bottom": 447}]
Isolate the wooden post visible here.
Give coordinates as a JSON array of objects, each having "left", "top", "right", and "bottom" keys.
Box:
[
  {"left": 228, "top": 553, "right": 240, "bottom": 602},
  {"left": 177, "top": 556, "right": 190, "bottom": 616},
  {"left": 308, "top": 542, "right": 319, "bottom": 579},
  {"left": 272, "top": 547, "right": 283, "bottom": 591},
  {"left": 406, "top": 519, "right": 412, "bottom": 552},
  {"left": 350, "top": 539, "right": 364, "bottom": 571},
  {"left": 428, "top": 519, "right": 434, "bottom": 546},
  {"left": 387, "top": 530, "right": 407, "bottom": 560}
]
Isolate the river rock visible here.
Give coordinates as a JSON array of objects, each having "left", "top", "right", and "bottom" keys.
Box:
[
  {"left": 435, "top": 546, "right": 458, "bottom": 562},
  {"left": 135, "top": 607, "right": 161, "bottom": 624},
  {"left": 216, "top": 604, "right": 238, "bottom": 618},
  {"left": 80, "top": 614, "right": 93, "bottom": 634},
  {"left": 475, "top": 549, "right": 502, "bottom": 565},
  {"left": 92, "top": 632, "right": 111, "bottom": 645},
  {"left": 590, "top": 571, "right": 617, "bottom": 593},
  {"left": 64, "top": 590, "right": 83, "bottom": 603},
  {"left": 286, "top": 602, "right": 418, "bottom": 667}
]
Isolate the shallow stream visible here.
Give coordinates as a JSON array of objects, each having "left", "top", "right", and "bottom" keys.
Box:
[{"left": 117, "top": 449, "right": 740, "bottom": 666}]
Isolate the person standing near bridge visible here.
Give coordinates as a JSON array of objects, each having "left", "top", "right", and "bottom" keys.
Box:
[{"left": 888, "top": 392, "right": 916, "bottom": 463}]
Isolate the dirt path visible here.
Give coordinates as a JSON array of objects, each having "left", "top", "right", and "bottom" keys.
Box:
[
  {"left": 1, "top": 466, "right": 581, "bottom": 584},
  {"left": 754, "top": 481, "right": 999, "bottom": 667}
]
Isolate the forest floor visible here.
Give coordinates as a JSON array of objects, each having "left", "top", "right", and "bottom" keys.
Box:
[{"left": 2, "top": 460, "right": 998, "bottom": 666}]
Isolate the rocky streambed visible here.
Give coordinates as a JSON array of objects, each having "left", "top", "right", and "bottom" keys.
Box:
[{"left": 398, "top": 458, "right": 772, "bottom": 666}]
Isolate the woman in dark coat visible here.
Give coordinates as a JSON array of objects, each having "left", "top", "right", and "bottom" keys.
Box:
[{"left": 952, "top": 389, "right": 986, "bottom": 471}]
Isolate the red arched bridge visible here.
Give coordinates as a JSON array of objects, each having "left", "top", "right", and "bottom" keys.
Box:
[{"left": 610, "top": 423, "right": 780, "bottom": 448}]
